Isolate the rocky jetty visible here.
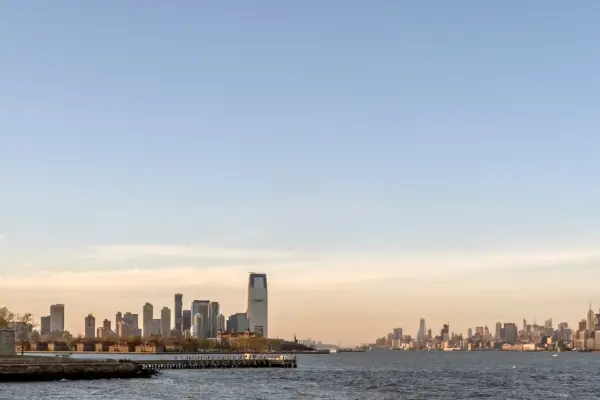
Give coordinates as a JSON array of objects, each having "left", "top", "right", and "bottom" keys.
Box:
[{"left": 0, "top": 357, "right": 158, "bottom": 382}]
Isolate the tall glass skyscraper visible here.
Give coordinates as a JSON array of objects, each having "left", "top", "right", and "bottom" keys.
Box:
[
  {"left": 417, "top": 318, "right": 426, "bottom": 344},
  {"left": 174, "top": 293, "right": 183, "bottom": 332},
  {"left": 247, "top": 273, "right": 268, "bottom": 338}
]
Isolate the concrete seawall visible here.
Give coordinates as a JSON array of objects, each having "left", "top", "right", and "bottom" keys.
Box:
[{"left": 0, "top": 357, "right": 157, "bottom": 382}]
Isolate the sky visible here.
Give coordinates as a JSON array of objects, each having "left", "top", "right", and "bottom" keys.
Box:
[{"left": 1, "top": 1, "right": 599, "bottom": 345}]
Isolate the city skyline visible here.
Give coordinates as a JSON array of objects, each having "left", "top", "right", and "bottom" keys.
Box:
[
  {"left": 13, "top": 295, "right": 600, "bottom": 347},
  {"left": 2, "top": 1, "right": 600, "bottom": 346}
]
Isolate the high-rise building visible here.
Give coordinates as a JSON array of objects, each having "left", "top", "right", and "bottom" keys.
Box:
[
  {"left": 143, "top": 302, "right": 154, "bottom": 338},
  {"left": 587, "top": 304, "right": 595, "bottom": 333},
  {"left": 49, "top": 304, "right": 65, "bottom": 333},
  {"left": 504, "top": 323, "right": 518, "bottom": 344},
  {"left": 174, "top": 294, "right": 183, "bottom": 332},
  {"left": 161, "top": 307, "right": 171, "bottom": 337},
  {"left": 123, "top": 312, "right": 139, "bottom": 330},
  {"left": 393, "top": 328, "right": 403, "bottom": 340},
  {"left": 217, "top": 313, "right": 225, "bottom": 332},
  {"left": 192, "top": 313, "right": 204, "bottom": 339},
  {"left": 191, "top": 300, "right": 210, "bottom": 338},
  {"left": 210, "top": 302, "right": 220, "bottom": 337},
  {"left": 182, "top": 310, "right": 192, "bottom": 332},
  {"left": 84, "top": 314, "right": 96, "bottom": 338},
  {"left": 40, "top": 316, "right": 51, "bottom": 335},
  {"left": 467, "top": 328, "right": 473, "bottom": 339},
  {"left": 121, "top": 312, "right": 141, "bottom": 336},
  {"left": 247, "top": 273, "right": 268, "bottom": 337},
  {"left": 151, "top": 319, "right": 161, "bottom": 336},
  {"left": 495, "top": 322, "right": 501, "bottom": 340},
  {"left": 115, "top": 312, "right": 123, "bottom": 336},
  {"left": 417, "top": 318, "right": 426, "bottom": 344},
  {"left": 227, "top": 313, "right": 249, "bottom": 332},
  {"left": 103, "top": 319, "right": 111, "bottom": 331},
  {"left": 441, "top": 324, "right": 450, "bottom": 342}
]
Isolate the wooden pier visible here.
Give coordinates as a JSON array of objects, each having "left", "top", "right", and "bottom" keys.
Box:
[{"left": 138, "top": 354, "right": 297, "bottom": 370}]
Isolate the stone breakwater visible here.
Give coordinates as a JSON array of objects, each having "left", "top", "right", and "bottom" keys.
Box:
[{"left": 0, "top": 357, "right": 157, "bottom": 382}]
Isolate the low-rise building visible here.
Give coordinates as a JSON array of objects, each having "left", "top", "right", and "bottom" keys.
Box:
[
  {"left": 76, "top": 342, "right": 96, "bottom": 352},
  {"left": 135, "top": 344, "right": 164, "bottom": 353},
  {"left": 31, "top": 342, "right": 49, "bottom": 351},
  {"left": 109, "top": 344, "right": 135, "bottom": 352},
  {"left": 165, "top": 343, "right": 184, "bottom": 352},
  {"left": 48, "top": 342, "right": 69, "bottom": 352},
  {"left": 95, "top": 342, "right": 110, "bottom": 352}
]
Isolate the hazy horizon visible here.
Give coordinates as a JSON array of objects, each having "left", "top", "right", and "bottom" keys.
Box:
[{"left": 2, "top": 1, "right": 600, "bottom": 345}]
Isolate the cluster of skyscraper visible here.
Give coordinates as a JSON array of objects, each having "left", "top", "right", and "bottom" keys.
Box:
[
  {"left": 38, "top": 273, "right": 269, "bottom": 340},
  {"left": 39, "top": 304, "right": 65, "bottom": 336},
  {"left": 375, "top": 315, "right": 573, "bottom": 351}
]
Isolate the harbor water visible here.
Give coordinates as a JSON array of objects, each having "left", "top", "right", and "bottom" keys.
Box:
[{"left": 2, "top": 351, "right": 600, "bottom": 399}]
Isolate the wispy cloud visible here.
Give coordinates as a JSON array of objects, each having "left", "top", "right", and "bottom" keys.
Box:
[
  {"left": 4, "top": 244, "right": 600, "bottom": 291},
  {"left": 84, "top": 244, "right": 304, "bottom": 261}
]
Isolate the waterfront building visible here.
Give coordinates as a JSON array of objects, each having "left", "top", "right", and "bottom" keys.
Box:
[
  {"left": 393, "top": 328, "right": 403, "bottom": 340},
  {"left": 143, "top": 302, "right": 153, "bottom": 338},
  {"left": 227, "top": 312, "right": 249, "bottom": 332},
  {"left": 467, "top": 328, "right": 472, "bottom": 339},
  {"left": 247, "top": 273, "right": 268, "bottom": 337},
  {"left": 40, "top": 316, "right": 50, "bottom": 336},
  {"left": 103, "top": 319, "right": 111, "bottom": 331},
  {"left": 174, "top": 294, "right": 183, "bottom": 332},
  {"left": 84, "top": 314, "right": 95, "bottom": 338},
  {"left": 160, "top": 307, "right": 171, "bottom": 336},
  {"left": 49, "top": 304, "right": 65, "bottom": 333},
  {"left": 210, "top": 302, "right": 220, "bottom": 337},
  {"left": 182, "top": 310, "right": 191, "bottom": 332}
]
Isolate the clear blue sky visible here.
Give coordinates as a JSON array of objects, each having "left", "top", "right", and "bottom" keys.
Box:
[
  {"left": 2, "top": 0, "right": 598, "bottom": 252},
  {"left": 1, "top": 1, "right": 600, "bottom": 340}
]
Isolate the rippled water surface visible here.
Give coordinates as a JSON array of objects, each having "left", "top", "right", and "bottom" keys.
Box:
[{"left": 2, "top": 351, "right": 600, "bottom": 399}]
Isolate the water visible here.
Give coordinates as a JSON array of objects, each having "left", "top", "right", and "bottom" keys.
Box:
[{"left": 2, "top": 351, "right": 600, "bottom": 399}]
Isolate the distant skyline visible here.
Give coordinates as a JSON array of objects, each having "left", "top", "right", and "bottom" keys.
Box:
[{"left": 1, "top": 1, "right": 600, "bottom": 345}]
